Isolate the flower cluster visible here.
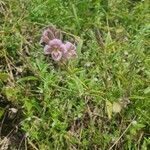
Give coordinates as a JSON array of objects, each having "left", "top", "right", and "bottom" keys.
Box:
[{"left": 40, "top": 26, "right": 77, "bottom": 61}]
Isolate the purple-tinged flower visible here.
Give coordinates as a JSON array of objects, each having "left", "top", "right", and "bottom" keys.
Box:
[
  {"left": 44, "top": 39, "right": 66, "bottom": 61},
  {"left": 40, "top": 26, "right": 78, "bottom": 62},
  {"left": 44, "top": 45, "right": 51, "bottom": 54},
  {"left": 40, "top": 36, "right": 50, "bottom": 45},
  {"left": 49, "top": 39, "right": 63, "bottom": 48},
  {"left": 40, "top": 26, "right": 61, "bottom": 45},
  {"left": 51, "top": 50, "right": 63, "bottom": 61},
  {"left": 40, "top": 29, "right": 55, "bottom": 45},
  {"left": 63, "top": 41, "right": 77, "bottom": 59}
]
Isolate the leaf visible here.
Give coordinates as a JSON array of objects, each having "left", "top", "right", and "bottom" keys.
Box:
[
  {"left": 0, "top": 73, "right": 9, "bottom": 82},
  {"left": 3, "top": 87, "right": 19, "bottom": 101},
  {"left": 106, "top": 100, "right": 113, "bottom": 119},
  {"left": 70, "top": 76, "right": 84, "bottom": 96},
  {"left": 76, "top": 38, "right": 83, "bottom": 57},
  {"left": 72, "top": 4, "right": 80, "bottom": 30},
  {"left": 116, "top": 28, "right": 124, "bottom": 33},
  {"left": 17, "top": 76, "right": 38, "bottom": 83},
  {"left": 0, "top": 107, "right": 5, "bottom": 119},
  {"left": 112, "top": 102, "right": 122, "bottom": 113},
  {"left": 144, "top": 86, "right": 150, "bottom": 94},
  {"left": 130, "top": 96, "right": 145, "bottom": 100}
]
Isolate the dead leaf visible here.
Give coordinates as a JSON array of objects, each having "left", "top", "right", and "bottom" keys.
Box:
[{"left": 112, "top": 102, "right": 122, "bottom": 113}]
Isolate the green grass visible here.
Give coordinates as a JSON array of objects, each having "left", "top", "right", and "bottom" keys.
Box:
[{"left": 0, "top": 0, "right": 150, "bottom": 149}]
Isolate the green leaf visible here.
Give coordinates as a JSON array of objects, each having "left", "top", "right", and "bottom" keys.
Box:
[
  {"left": 71, "top": 4, "right": 80, "bottom": 30},
  {"left": 0, "top": 73, "right": 9, "bottom": 82},
  {"left": 70, "top": 76, "right": 84, "bottom": 96},
  {"left": 0, "top": 107, "right": 5, "bottom": 119},
  {"left": 3, "top": 87, "right": 19, "bottom": 101},
  {"left": 17, "top": 76, "right": 38, "bottom": 83},
  {"left": 76, "top": 38, "right": 83, "bottom": 57},
  {"left": 144, "top": 86, "right": 150, "bottom": 94}
]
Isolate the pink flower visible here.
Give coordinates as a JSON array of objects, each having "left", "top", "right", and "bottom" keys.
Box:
[
  {"left": 40, "top": 27, "right": 77, "bottom": 62},
  {"left": 44, "top": 45, "right": 51, "bottom": 54},
  {"left": 44, "top": 39, "right": 66, "bottom": 61},
  {"left": 51, "top": 50, "right": 63, "bottom": 61},
  {"left": 40, "top": 26, "right": 61, "bottom": 45},
  {"left": 63, "top": 42, "right": 77, "bottom": 59},
  {"left": 49, "top": 39, "right": 63, "bottom": 48}
]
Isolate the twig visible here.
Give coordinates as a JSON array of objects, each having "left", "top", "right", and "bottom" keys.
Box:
[
  {"left": 28, "top": 140, "right": 39, "bottom": 150},
  {"left": 137, "top": 132, "right": 144, "bottom": 150},
  {"left": 0, "top": 31, "right": 5, "bottom": 34},
  {"left": 4, "top": 54, "right": 15, "bottom": 86},
  {"left": 108, "top": 116, "right": 136, "bottom": 150},
  {"left": 0, "top": 128, "right": 15, "bottom": 145},
  {"left": 18, "top": 134, "right": 26, "bottom": 150},
  {"left": 0, "top": 111, "right": 7, "bottom": 138},
  {"left": 25, "top": 136, "right": 27, "bottom": 150}
]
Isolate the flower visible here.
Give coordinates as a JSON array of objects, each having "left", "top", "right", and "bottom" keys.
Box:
[
  {"left": 40, "top": 27, "right": 77, "bottom": 62},
  {"left": 63, "top": 41, "right": 77, "bottom": 59},
  {"left": 40, "top": 26, "right": 61, "bottom": 45},
  {"left": 40, "top": 28, "right": 55, "bottom": 45},
  {"left": 44, "top": 39, "right": 66, "bottom": 61}
]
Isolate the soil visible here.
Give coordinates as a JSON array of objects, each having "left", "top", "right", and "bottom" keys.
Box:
[{"left": 0, "top": 95, "right": 25, "bottom": 150}]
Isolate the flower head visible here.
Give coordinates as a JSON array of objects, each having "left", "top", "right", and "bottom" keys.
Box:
[
  {"left": 40, "top": 26, "right": 77, "bottom": 62},
  {"left": 40, "top": 26, "right": 61, "bottom": 45},
  {"left": 44, "top": 39, "right": 66, "bottom": 61},
  {"left": 63, "top": 41, "right": 77, "bottom": 59}
]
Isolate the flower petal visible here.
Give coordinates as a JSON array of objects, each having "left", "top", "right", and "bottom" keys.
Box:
[
  {"left": 47, "top": 26, "right": 59, "bottom": 38},
  {"left": 64, "top": 50, "right": 77, "bottom": 59},
  {"left": 54, "top": 30, "right": 61, "bottom": 39},
  {"left": 40, "top": 36, "right": 50, "bottom": 45},
  {"left": 42, "top": 28, "right": 55, "bottom": 41},
  {"left": 49, "top": 39, "right": 62, "bottom": 47},
  {"left": 47, "top": 29, "right": 55, "bottom": 40},
  {"left": 63, "top": 42, "right": 77, "bottom": 60},
  {"left": 65, "top": 41, "right": 76, "bottom": 51},
  {"left": 43, "top": 30, "right": 49, "bottom": 36},
  {"left": 60, "top": 44, "right": 67, "bottom": 53},
  {"left": 44, "top": 45, "right": 51, "bottom": 54},
  {"left": 51, "top": 51, "right": 62, "bottom": 61}
]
